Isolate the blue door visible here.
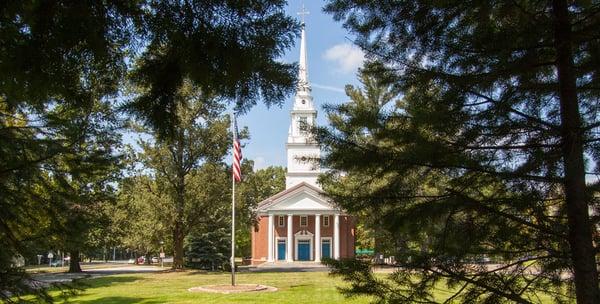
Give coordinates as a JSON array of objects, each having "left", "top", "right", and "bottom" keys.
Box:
[
  {"left": 298, "top": 240, "right": 310, "bottom": 261},
  {"left": 321, "top": 240, "right": 331, "bottom": 259},
  {"left": 277, "top": 240, "right": 286, "bottom": 261}
]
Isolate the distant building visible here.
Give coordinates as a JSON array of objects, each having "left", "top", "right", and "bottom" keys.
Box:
[{"left": 250, "top": 20, "right": 355, "bottom": 265}]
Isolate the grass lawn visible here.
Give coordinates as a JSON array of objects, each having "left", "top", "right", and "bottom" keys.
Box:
[
  {"left": 51, "top": 271, "right": 375, "bottom": 304},
  {"left": 41, "top": 269, "right": 557, "bottom": 303}
]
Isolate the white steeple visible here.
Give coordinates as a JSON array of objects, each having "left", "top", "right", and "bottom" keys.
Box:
[
  {"left": 286, "top": 8, "right": 321, "bottom": 189},
  {"left": 293, "top": 5, "right": 314, "bottom": 111},
  {"left": 297, "top": 18, "right": 310, "bottom": 94}
]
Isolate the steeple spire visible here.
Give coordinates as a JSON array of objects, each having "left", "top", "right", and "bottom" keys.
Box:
[
  {"left": 297, "top": 4, "right": 310, "bottom": 94},
  {"left": 285, "top": 2, "right": 320, "bottom": 189}
]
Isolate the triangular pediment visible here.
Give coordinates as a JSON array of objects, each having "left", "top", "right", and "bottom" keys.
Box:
[
  {"left": 295, "top": 230, "right": 313, "bottom": 236},
  {"left": 257, "top": 182, "right": 338, "bottom": 212}
]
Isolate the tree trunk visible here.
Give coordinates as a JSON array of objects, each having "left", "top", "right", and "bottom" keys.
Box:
[
  {"left": 552, "top": 1, "right": 600, "bottom": 303},
  {"left": 171, "top": 131, "right": 187, "bottom": 270},
  {"left": 172, "top": 221, "right": 184, "bottom": 269},
  {"left": 68, "top": 250, "right": 82, "bottom": 273}
]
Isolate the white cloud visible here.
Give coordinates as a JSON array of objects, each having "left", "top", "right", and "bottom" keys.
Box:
[
  {"left": 323, "top": 43, "right": 365, "bottom": 74},
  {"left": 253, "top": 156, "right": 267, "bottom": 171},
  {"left": 312, "top": 83, "right": 345, "bottom": 93}
]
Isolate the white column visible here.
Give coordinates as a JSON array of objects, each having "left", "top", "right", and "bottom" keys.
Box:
[
  {"left": 287, "top": 214, "right": 293, "bottom": 262},
  {"left": 334, "top": 214, "right": 340, "bottom": 259},
  {"left": 267, "top": 214, "right": 274, "bottom": 262},
  {"left": 314, "top": 214, "right": 321, "bottom": 262}
]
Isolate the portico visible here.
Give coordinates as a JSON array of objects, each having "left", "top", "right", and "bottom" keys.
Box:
[
  {"left": 251, "top": 182, "right": 354, "bottom": 265},
  {"left": 265, "top": 212, "right": 342, "bottom": 263}
]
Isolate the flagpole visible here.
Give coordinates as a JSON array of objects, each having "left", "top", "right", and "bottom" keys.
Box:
[
  {"left": 231, "top": 172, "right": 236, "bottom": 286},
  {"left": 231, "top": 114, "right": 236, "bottom": 286}
]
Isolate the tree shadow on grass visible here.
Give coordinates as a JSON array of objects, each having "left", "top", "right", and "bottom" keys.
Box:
[
  {"left": 183, "top": 270, "right": 230, "bottom": 276},
  {"left": 70, "top": 296, "right": 163, "bottom": 304},
  {"left": 77, "top": 276, "right": 145, "bottom": 290}
]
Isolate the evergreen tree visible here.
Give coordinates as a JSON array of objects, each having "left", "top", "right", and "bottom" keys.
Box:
[
  {"left": 2, "top": 0, "right": 298, "bottom": 300},
  {"left": 185, "top": 228, "right": 230, "bottom": 270},
  {"left": 48, "top": 101, "right": 122, "bottom": 273},
  {"left": 320, "top": 53, "right": 599, "bottom": 304},
  {"left": 126, "top": 0, "right": 299, "bottom": 137}
]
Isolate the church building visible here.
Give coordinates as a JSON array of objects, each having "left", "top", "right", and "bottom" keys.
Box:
[{"left": 250, "top": 20, "right": 355, "bottom": 265}]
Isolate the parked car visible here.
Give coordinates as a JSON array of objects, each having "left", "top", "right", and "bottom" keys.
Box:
[
  {"left": 127, "top": 258, "right": 136, "bottom": 264},
  {"left": 151, "top": 257, "right": 159, "bottom": 263},
  {"left": 137, "top": 256, "right": 145, "bottom": 264},
  {"left": 50, "top": 260, "right": 64, "bottom": 267},
  {"left": 49, "top": 256, "right": 70, "bottom": 267}
]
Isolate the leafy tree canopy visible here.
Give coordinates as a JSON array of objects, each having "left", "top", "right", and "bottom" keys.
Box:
[{"left": 1, "top": 0, "right": 298, "bottom": 301}]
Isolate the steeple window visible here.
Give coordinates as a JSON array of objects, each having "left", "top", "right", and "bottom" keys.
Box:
[{"left": 298, "top": 117, "right": 308, "bottom": 133}]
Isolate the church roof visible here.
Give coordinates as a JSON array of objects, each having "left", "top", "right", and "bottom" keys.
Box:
[{"left": 256, "top": 182, "right": 341, "bottom": 213}]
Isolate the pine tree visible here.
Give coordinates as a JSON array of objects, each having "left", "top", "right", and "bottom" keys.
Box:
[{"left": 320, "top": 54, "right": 599, "bottom": 304}]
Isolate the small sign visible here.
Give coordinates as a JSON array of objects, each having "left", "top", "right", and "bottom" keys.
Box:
[
  {"left": 159, "top": 252, "right": 165, "bottom": 258},
  {"left": 47, "top": 253, "right": 54, "bottom": 259}
]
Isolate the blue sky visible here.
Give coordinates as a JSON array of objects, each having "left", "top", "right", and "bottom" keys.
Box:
[{"left": 239, "top": 0, "right": 364, "bottom": 170}]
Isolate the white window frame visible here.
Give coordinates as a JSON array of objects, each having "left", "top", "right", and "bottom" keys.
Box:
[
  {"left": 276, "top": 237, "right": 287, "bottom": 261},
  {"left": 321, "top": 237, "right": 333, "bottom": 259},
  {"left": 300, "top": 215, "right": 308, "bottom": 227},
  {"left": 323, "top": 215, "right": 330, "bottom": 227},
  {"left": 278, "top": 215, "right": 285, "bottom": 227}
]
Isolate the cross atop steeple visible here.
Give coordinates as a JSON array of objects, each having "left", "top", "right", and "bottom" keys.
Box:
[
  {"left": 286, "top": 1, "right": 320, "bottom": 189},
  {"left": 297, "top": 3, "right": 309, "bottom": 24}
]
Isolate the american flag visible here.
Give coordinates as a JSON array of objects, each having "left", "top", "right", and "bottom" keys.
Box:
[{"left": 232, "top": 114, "right": 242, "bottom": 182}]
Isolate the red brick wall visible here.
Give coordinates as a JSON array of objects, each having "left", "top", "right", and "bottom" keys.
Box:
[
  {"left": 340, "top": 216, "right": 356, "bottom": 258},
  {"left": 274, "top": 215, "right": 287, "bottom": 237},
  {"left": 320, "top": 215, "right": 334, "bottom": 237},
  {"left": 251, "top": 216, "right": 268, "bottom": 265}
]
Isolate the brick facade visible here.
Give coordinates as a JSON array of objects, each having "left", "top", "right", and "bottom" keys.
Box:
[{"left": 251, "top": 214, "right": 355, "bottom": 265}]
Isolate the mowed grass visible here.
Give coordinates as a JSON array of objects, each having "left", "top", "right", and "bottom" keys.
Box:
[
  {"left": 44, "top": 270, "right": 557, "bottom": 303},
  {"left": 52, "top": 271, "right": 374, "bottom": 304}
]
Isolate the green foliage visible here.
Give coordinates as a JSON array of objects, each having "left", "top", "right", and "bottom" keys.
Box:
[
  {"left": 237, "top": 165, "right": 286, "bottom": 226},
  {"left": 115, "top": 175, "right": 170, "bottom": 260},
  {"left": 1, "top": 97, "right": 122, "bottom": 299},
  {"left": 185, "top": 228, "right": 230, "bottom": 270},
  {"left": 125, "top": 82, "right": 232, "bottom": 269},
  {"left": 318, "top": 7, "right": 600, "bottom": 295},
  {"left": 1, "top": 0, "right": 298, "bottom": 301},
  {"left": 126, "top": 0, "right": 299, "bottom": 137},
  {"left": 49, "top": 102, "right": 123, "bottom": 273},
  {"left": 236, "top": 165, "right": 286, "bottom": 257}
]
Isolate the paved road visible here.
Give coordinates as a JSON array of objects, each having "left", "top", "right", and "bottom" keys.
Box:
[
  {"left": 87, "top": 265, "right": 166, "bottom": 274},
  {"left": 33, "top": 264, "right": 165, "bottom": 284}
]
